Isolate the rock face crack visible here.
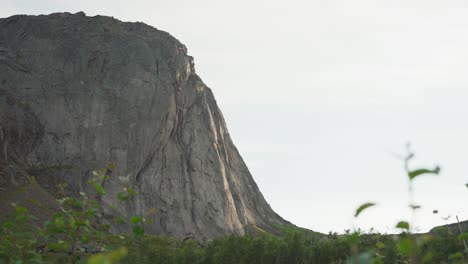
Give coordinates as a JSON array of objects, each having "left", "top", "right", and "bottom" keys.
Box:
[{"left": 0, "top": 12, "right": 289, "bottom": 239}]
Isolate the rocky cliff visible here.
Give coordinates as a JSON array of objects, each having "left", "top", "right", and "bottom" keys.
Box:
[{"left": 0, "top": 12, "right": 288, "bottom": 239}]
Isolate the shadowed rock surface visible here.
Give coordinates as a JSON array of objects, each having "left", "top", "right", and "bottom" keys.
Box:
[{"left": 0, "top": 12, "right": 288, "bottom": 239}]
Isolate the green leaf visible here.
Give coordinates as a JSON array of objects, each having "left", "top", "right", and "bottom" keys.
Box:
[
  {"left": 85, "top": 208, "right": 96, "bottom": 217},
  {"left": 117, "top": 192, "right": 129, "bottom": 201},
  {"left": 127, "top": 188, "right": 136, "bottom": 196},
  {"left": 408, "top": 166, "right": 440, "bottom": 180},
  {"left": 375, "top": 241, "right": 385, "bottom": 249},
  {"left": 132, "top": 225, "right": 144, "bottom": 237},
  {"left": 115, "top": 217, "right": 126, "bottom": 224},
  {"left": 458, "top": 232, "right": 468, "bottom": 241},
  {"left": 80, "top": 235, "right": 90, "bottom": 244},
  {"left": 15, "top": 206, "right": 28, "bottom": 214},
  {"left": 73, "top": 220, "right": 90, "bottom": 227},
  {"left": 54, "top": 216, "right": 65, "bottom": 228},
  {"left": 448, "top": 252, "right": 464, "bottom": 261},
  {"left": 396, "top": 221, "right": 410, "bottom": 230},
  {"left": 130, "top": 216, "right": 142, "bottom": 224},
  {"left": 92, "top": 182, "right": 106, "bottom": 195},
  {"left": 397, "top": 238, "right": 412, "bottom": 256},
  {"left": 344, "top": 231, "right": 360, "bottom": 245},
  {"left": 2, "top": 221, "right": 14, "bottom": 230},
  {"left": 354, "top": 202, "right": 376, "bottom": 217}
]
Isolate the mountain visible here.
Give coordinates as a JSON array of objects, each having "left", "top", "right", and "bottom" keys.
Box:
[
  {"left": 0, "top": 12, "right": 288, "bottom": 239},
  {"left": 429, "top": 219, "right": 468, "bottom": 235}
]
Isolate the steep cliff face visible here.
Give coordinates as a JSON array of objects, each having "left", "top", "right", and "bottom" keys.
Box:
[{"left": 0, "top": 12, "right": 288, "bottom": 239}]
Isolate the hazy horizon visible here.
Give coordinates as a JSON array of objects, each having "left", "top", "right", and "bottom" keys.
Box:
[{"left": 2, "top": 0, "right": 467, "bottom": 234}]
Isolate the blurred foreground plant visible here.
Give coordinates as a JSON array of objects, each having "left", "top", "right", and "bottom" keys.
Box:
[
  {"left": 0, "top": 164, "right": 142, "bottom": 263},
  {"left": 348, "top": 144, "right": 467, "bottom": 264}
]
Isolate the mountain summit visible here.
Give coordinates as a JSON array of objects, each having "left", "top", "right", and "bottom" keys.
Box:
[{"left": 0, "top": 12, "right": 288, "bottom": 239}]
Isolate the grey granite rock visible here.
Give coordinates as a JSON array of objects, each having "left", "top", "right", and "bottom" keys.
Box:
[{"left": 0, "top": 12, "right": 288, "bottom": 239}]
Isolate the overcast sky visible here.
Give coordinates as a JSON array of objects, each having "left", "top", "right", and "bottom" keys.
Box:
[{"left": 2, "top": 0, "right": 467, "bottom": 233}]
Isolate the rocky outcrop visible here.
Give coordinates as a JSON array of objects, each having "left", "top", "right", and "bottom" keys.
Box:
[{"left": 0, "top": 12, "right": 288, "bottom": 239}]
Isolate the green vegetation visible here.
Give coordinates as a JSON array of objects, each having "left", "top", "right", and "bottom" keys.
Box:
[
  {"left": 0, "top": 147, "right": 467, "bottom": 263},
  {"left": 0, "top": 166, "right": 137, "bottom": 263}
]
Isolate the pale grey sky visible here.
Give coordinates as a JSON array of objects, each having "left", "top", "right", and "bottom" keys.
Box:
[{"left": 2, "top": 0, "right": 467, "bottom": 233}]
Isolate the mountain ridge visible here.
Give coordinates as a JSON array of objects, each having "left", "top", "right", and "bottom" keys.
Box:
[{"left": 0, "top": 11, "right": 289, "bottom": 240}]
